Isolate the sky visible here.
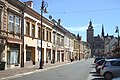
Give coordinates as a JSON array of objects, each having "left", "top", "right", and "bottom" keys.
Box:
[{"left": 21, "top": 0, "right": 120, "bottom": 41}]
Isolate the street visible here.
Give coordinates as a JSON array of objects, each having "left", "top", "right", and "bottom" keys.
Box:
[{"left": 7, "top": 58, "right": 93, "bottom": 80}]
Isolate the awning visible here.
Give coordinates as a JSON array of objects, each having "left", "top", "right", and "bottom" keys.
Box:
[{"left": 7, "top": 37, "right": 22, "bottom": 44}]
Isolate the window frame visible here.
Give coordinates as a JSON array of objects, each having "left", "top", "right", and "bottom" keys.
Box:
[
  {"left": 8, "top": 13, "right": 14, "bottom": 32},
  {"left": 8, "top": 13, "right": 21, "bottom": 34},
  {"left": 31, "top": 24, "right": 35, "bottom": 37},
  {"left": 38, "top": 27, "right": 41, "bottom": 39},
  {"left": 0, "top": 7, "right": 2, "bottom": 33},
  {"left": 14, "top": 16, "right": 20, "bottom": 34},
  {"left": 26, "top": 22, "right": 30, "bottom": 35}
]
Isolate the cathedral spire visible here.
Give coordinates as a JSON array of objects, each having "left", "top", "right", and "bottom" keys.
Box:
[
  {"left": 101, "top": 24, "right": 104, "bottom": 37},
  {"left": 88, "top": 19, "right": 93, "bottom": 29},
  {"left": 89, "top": 19, "right": 92, "bottom": 26}
]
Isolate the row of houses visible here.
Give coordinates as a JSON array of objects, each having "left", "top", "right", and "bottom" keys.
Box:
[
  {"left": 0, "top": 0, "right": 91, "bottom": 69},
  {"left": 104, "top": 37, "right": 120, "bottom": 58},
  {"left": 86, "top": 20, "right": 120, "bottom": 58}
]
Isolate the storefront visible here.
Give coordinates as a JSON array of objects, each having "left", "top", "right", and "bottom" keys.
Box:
[
  {"left": 25, "top": 45, "right": 35, "bottom": 66},
  {"left": 46, "top": 48, "right": 51, "bottom": 63},
  {"left": 57, "top": 51, "right": 60, "bottom": 62},
  {"left": 7, "top": 43, "right": 21, "bottom": 69}
]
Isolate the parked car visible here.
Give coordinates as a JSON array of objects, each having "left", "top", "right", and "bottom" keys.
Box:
[
  {"left": 100, "top": 59, "right": 120, "bottom": 80},
  {"left": 95, "top": 59, "right": 105, "bottom": 73},
  {"left": 94, "top": 57, "right": 104, "bottom": 63}
]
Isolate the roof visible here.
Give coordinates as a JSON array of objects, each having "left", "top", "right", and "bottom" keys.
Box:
[{"left": 105, "top": 58, "right": 120, "bottom": 61}]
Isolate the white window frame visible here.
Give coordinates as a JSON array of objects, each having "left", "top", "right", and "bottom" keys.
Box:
[
  {"left": 8, "top": 14, "right": 14, "bottom": 32},
  {"left": 8, "top": 50, "right": 19, "bottom": 64},
  {"left": 15, "top": 16, "right": 20, "bottom": 34},
  {"left": 8, "top": 13, "right": 21, "bottom": 34}
]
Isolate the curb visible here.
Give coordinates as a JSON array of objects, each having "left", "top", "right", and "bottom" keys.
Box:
[{"left": 0, "top": 61, "right": 77, "bottom": 80}]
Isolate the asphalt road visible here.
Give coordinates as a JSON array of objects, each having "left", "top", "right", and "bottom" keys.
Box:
[{"left": 8, "top": 58, "right": 93, "bottom": 80}]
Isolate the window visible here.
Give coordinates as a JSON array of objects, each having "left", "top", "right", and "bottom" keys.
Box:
[
  {"left": 26, "top": 50, "right": 32, "bottom": 61},
  {"left": 46, "top": 31, "right": 48, "bottom": 41},
  {"left": 15, "top": 16, "right": 20, "bottom": 33},
  {"left": 26, "top": 22, "right": 30, "bottom": 35},
  {"left": 7, "top": 50, "right": 19, "bottom": 64},
  {"left": 49, "top": 32, "right": 51, "bottom": 42},
  {"left": 8, "top": 13, "right": 21, "bottom": 34},
  {"left": 46, "top": 30, "right": 51, "bottom": 42},
  {"left": 42, "top": 29, "right": 45, "bottom": 40},
  {"left": 111, "top": 61, "right": 120, "bottom": 66},
  {"left": 31, "top": 24, "right": 35, "bottom": 37},
  {"left": 38, "top": 27, "right": 41, "bottom": 38},
  {"left": 57, "top": 34, "right": 60, "bottom": 45},
  {"left": 0, "top": 8, "right": 2, "bottom": 33},
  {"left": 8, "top": 14, "right": 14, "bottom": 32},
  {"left": 61, "top": 36, "right": 64, "bottom": 46},
  {"left": 53, "top": 34, "right": 55, "bottom": 44}
]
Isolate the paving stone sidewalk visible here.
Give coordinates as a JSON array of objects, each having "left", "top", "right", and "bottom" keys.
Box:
[{"left": 0, "top": 61, "right": 75, "bottom": 80}]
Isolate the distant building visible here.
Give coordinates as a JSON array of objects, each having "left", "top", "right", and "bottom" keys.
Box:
[
  {"left": 86, "top": 20, "right": 94, "bottom": 57},
  {"left": 86, "top": 20, "right": 114, "bottom": 57}
]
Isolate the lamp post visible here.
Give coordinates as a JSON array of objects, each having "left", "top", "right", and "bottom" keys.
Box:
[
  {"left": 79, "top": 39, "right": 81, "bottom": 60},
  {"left": 115, "top": 26, "right": 119, "bottom": 47},
  {"left": 77, "top": 34, "right": 81, "bottom": 60},
  {"left": 39, "top": 0, "right": 48, "bottom": 69}
]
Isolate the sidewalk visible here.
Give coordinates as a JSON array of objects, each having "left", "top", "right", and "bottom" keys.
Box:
[{"left": 0, "top": 61, "right": 77, "bottom": 80}]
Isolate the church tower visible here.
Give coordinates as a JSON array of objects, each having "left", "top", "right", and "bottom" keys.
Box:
[{"left": 86, "top": 20, "right": 94, "bottom": 56}]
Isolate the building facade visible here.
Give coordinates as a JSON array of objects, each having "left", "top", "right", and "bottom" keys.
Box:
[
  {"left": 86, "top": 20, "right": 114, "bottom": 57},
  {"left": 0, "top": 0, "right": 84, "bottom": 70},
  {"left": 0, "top": 0, "right": 25, "bottom": 69},
  {"left": 23, "top": 1, "right": 54, "bottom": 67},
  {"left": 86, "top": 20, "right": 94, "bottom": 57}
]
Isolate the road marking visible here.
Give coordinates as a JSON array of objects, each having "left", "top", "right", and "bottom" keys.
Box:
[{"left": 87, "top": 68, "right": 104, "bottom": 80}]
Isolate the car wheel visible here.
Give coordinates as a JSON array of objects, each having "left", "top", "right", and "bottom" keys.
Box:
[{"left": 104, "top": 72, "right": 113, "bottom": 80}]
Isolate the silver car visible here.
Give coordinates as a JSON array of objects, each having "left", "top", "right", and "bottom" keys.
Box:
[{"left": 100, "top": 59, "right": 120, "bottom": 80}]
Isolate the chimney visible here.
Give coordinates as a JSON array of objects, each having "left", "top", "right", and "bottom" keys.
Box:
[
  {"left": 58, "top": 19, "right": 61, "bottom": 25},
  {"left": 24, "top": 1, "right": 33, "bottom": 8}
]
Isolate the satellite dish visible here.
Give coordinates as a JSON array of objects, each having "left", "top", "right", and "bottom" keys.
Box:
[{"left": 49, "top": 15, "right": 52, "bottom": 20}]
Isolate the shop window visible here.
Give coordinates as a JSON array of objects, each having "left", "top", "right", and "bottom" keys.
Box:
[
  {"left": 7, "top": 50, "right": 19, "bottom": 64},
  {"left": 26, "top": 50, "right": 32, "bottom": 61},
  {"left": 48, "top": 50, "right": 51, "bottom": 60}
]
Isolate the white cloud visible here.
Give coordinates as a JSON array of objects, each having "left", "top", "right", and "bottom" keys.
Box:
[{"left": 66, "top": 23, "right": 102, "bottom": 32}]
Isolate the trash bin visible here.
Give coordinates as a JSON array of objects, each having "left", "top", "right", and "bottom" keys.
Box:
[{"left": 0, "top": 61, "right": 6, "bottom": 70}]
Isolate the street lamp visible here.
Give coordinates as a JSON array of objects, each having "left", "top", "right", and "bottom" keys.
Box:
[
  {"left": 39, "top": 0, "right": 48, "bottom": 69},
  {"left": 115, "top": 26, "right": 119, "bottom": 47},
  {"left": 77, "top": 34, "right": 81, "bottom": 60}
]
